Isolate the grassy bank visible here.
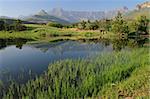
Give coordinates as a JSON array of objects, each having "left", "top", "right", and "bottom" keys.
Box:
[
  {"left": 1, "top": 48, "right": 149, "bottom": 98},
  {"left": 0, "top": 24, "right": 114, "bottom": 41}
]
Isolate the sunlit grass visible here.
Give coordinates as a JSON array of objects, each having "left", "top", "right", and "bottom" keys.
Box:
[{"left": 0, "top": 24, "right": 115, "bottom": 41}]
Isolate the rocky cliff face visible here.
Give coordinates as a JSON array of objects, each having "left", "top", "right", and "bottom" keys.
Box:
[
  {"left": 136, "top": 1, "right": 150, "bottom": 10},
  {"left": 48, "top": 8, "right": 105, "bottom": 23},
  {"left": 48, "top": 7, "right": 128, "bottom": 23}
]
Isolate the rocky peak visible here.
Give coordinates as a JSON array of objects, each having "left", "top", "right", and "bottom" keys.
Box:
[
  {"left": 51, "top": 8, "right": 64, "bottom": 17},
  {"left": 36, "top": 9, "right": 48, "bottom": 16},
  {"left": 136, "top": 1, "right": 150, "bottom": 10}
]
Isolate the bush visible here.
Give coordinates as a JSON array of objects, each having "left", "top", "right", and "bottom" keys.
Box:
[
  {"left": 111, "top": 12, "right": 129, "bottom": 34},
  {"left": 0, "top": 19, "right": 27, "bottom": 31},
  {"left": 47, "top": 22, "right": 63, "bottom": 28}
]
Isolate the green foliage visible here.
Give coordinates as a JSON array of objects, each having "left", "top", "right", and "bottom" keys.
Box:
[
  {"left": 0, "top": 19, "right": 27, "bottom": 31},
  {"left": 77, "top": 21, "right": 86, "bottom": 30},
  {"left": 111, "top": 13, "right": 129, "bottom": 34},
  {"left": 128, "top": 15, "right": 149, "bottom": 35},
  {"left": 97, "top": 19, "right": 112, "bottom": 31},
  {"left": 128, "top": 20, "right": 139, "bottom": 33},
  {"left": 0, "top": 21, "right": 5, "bottom": 30},
  {"left": 0, "top": 48, "right": 149, "bottom": 98},
  {"left": 136, "top": 16, "right": 149, "bottom": 35},
  {"left": 12, "top": 20, "right": 27, "bottom": 31},
  {"left": 77, "top": 20, "right": 99, "bottom": 30},
  {"left": 47, "top": 22, "right": 63, "bottom": 28}
]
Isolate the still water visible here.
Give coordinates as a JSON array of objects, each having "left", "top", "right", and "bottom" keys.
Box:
[{"left": 0, "top": 38, "right": 147, "bottom": 84}]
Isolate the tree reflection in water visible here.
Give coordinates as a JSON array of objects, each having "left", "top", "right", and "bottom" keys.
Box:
[
  {"left": 112, "top": 36, "right": 148, "bottom": 51},
  {"left": 0, "top": 37, "right": 148, "bottom": 51},
  {"left": 0, "top": 38, "right": 28, "bottom": 49}
]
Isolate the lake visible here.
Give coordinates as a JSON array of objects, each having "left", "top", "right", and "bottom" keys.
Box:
[{"left": 0, "top": 37, "right": 147, "bottom": 84}]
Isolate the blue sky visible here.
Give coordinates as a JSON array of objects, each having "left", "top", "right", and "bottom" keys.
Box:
[{"left": 0, "top": 0, "right": 147, "bottom": 17}]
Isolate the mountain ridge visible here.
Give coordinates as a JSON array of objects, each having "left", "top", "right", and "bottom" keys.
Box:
[
  {"left": 48, "top": 7, "right": 128, "bottom": 23},
  {"left": 21, "top": 10, "right": 70, "bottom": 24}
]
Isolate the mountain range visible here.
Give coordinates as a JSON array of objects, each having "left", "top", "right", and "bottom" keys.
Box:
[
  {"left": 48, "top": 7, "right": 129, "bottom": 23},
  {"left": 1, "top": 1, "right": 150, "bottom": 24},
  {"left": 21, "top": 7, "right": 128, "bottom": 24}
]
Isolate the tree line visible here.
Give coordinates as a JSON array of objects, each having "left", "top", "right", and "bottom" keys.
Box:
[
  {"left": 0, "top": 19, "right": 27, "bottom": 31},
  {"left": 75, "top": 13, "right": 149, "bottom": 35},
  {"left": 0, "top": 13, "right": 149, "bottom": 35}
]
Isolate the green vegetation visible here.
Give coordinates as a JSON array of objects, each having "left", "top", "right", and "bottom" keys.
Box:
[
  {"left": 0, "top": 10, "right": 149, "bottom": 99},
  {"left": 0, "top": 19, "right": 26, "bottom": 31},
  {"left": 0, "top": 14, "right": 149, "bottom": 42},
  {"left": 111, "top": 12, "right": 129, "bottom": 35},
  {"left": 0, "top": 24, "right": 112, "bottom": 41},
  {"left": 47, "top": 22, "right": 63, "bottom": 28},
  {"left": 0, "top": 48, "right": 149, "bottom": 98},
  {"left": 76, "top": 14, "right": 149, "bottom": 36}
]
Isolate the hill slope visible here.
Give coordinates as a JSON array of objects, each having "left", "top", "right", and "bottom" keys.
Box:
[{"left": 125, "top": 8, "right": 150, "bottom": 19}]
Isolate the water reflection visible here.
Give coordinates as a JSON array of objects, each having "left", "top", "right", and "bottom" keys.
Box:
[
  {"left": 0, "top": 37, "right": 148, "bottom": 85},
  {"left": 0, "top": 39, "right": 112, "bottom": 85},
  {"left": 0, "top": 37, "right": 148, "bottom": 52},
  {"left": 0, "top": 38, "right": 28, "bottom": 49},
  {"left": 112, "top": 36, "right": 148, "bottom": 51}
]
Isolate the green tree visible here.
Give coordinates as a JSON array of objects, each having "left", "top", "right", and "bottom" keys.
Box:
[
  {"left": 98, "top": 19, "right": 112, "bottom": 31},
  {"left": 90, "top": 22, "right": 99, "bottom": 30},
  {"left": 128, "top": 20, "right": 138, "bottom": 33},
  {"left": 47, "top": 22, "right": 63, "bottom": 28},
  {"left": 0, "top": 21, "right": 5, "bottom": 31},
  {"left": 136, "top": 16, "right": 149, "bottom": 35},
  {"left": 77, "top": 21, "right": 86, "bottom": 30},
  {"left": 111, "top": 12, "right": 129, "bottom": 35},
  {"left": 85, "top": 21, "right": 91, "bottom": 30},
  {"left": 13, "top": 19, "right": 26, "bottom": 31}
]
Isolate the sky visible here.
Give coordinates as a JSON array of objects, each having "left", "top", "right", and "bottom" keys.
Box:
[{"left": 0, "top": 0, "right": 147, "bottom": 17}]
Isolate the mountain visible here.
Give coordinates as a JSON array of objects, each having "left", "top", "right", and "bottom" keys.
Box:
[
  {"left": 48, "top": 7, "right": 128, "bottom": 23},
  {"left": 22, "top": 10, "right": 70, "bottom": 24},
  {"left": 19, "top": 7, "right": 128, "bottom": 24},
  {"left": 48, "top": 8, "right": 105, "bottom": 23}
]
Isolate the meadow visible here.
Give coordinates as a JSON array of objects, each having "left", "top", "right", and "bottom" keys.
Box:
[
  {"left": 0, "top": 48, "right": 149, "bottom": 98},
  {"left": 0, "top": 24, "right": 114, "bottom": 42}
]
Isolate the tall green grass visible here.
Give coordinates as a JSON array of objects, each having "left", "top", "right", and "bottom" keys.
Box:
[{"left": 1, "top": 48, "right": 149, "bottom": 99}]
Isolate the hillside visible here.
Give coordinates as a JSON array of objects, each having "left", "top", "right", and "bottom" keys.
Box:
[
  {"left": 0, "top": 18, "right": 38, "bottom": 24},
  {"left": 125, "top": 8, "right": 150, "bottom": 19},
  {"left": 124, "top": 1, "right": 150, "bottom": 19}
]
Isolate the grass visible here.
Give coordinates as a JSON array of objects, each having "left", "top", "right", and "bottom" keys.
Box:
[
  {"left": 0, "top": 24, "right": 115, "bottom": 41},
  {"left": 0, "top": 48, "right": 149, "bottom": 99},
  {"left": 100, "top": 65, "right": 149, "bottom": 98}
]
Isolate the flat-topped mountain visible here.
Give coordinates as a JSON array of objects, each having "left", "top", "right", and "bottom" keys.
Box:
[{"left": 48, "top": 7, "right": 128, "bottom": 23}]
